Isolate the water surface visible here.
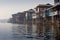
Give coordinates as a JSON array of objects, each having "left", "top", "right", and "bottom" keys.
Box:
[{"left": 0, "top": 23, "right": 40, "bottom": 40}]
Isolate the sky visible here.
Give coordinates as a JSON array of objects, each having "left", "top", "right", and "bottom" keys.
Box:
[{"left": 0, "top": 0, "right": 54, "bottom": 19}]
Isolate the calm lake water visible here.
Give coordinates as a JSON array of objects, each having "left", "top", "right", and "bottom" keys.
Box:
[{"left": 0, "top": 23, "right": 40, "bottom": 40}]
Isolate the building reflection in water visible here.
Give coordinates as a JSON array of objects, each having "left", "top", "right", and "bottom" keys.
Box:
[
  {"left": 11, "top": 24, "right": 41, "bottom": 40},
  {"left": 11, "top": 22, "right": 57, "bottom": 40},
  {"left": 11, "top": 24, "right": 26, "bottom": 39},
  {"left": 25, "top": 22, "right": 33, "bottom": 37}
]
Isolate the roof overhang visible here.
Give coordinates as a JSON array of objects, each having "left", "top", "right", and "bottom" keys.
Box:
[{"left": 46, "top": 3, "right": 60, "bottom": 11}]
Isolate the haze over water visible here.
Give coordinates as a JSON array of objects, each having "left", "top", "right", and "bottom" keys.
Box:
[
  {"left": 0, "top": 0, "right": 54, "bottom": 19},
  {"left": 0, "top": 0, "right": 54, "bottom": 40},
  {"left": 0, "top": 23, "right": 38, "bottom": 40}
]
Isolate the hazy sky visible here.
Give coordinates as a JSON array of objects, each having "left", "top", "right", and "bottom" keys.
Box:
[{"left": 0, "top": 0, "right": 54, "bottom": 19}]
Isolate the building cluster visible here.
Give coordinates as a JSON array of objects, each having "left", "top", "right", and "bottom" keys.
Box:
[
  {"left": 9, "top": 0, "right": 60, "bottom": 40},
  {"left": 9, "top": 9, "right": 35, "bottom": 24},
  {"left": 9, "top": 4, "right": 52, "bottom": 24}
]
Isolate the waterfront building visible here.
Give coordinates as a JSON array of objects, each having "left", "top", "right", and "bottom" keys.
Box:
[
  {"left": 44, "top": 0, "right": 60, "bottom": 40},
  {"left": 32, "top": 13, "right": 37, "bottom": 24},
  {"left": 25, "top": 9, "right": 35, "bottom": 37},
  {"left": 8, "top": 18, "right": 16, "bottom": 23},
  {"left": 12, "top": 12, "right": 25, "bottom": 24},
  {"left": 34, "top": 4, "right": 52, "bottom": 37}
]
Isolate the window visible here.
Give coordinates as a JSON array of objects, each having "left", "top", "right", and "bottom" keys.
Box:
[{"left": 54, "top": 0, "right": 60, "bottom": 3}]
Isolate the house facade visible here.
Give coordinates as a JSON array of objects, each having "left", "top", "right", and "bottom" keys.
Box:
[
  {"left": 44, "top": 0, "right": 60, "bottom": 40},
  {"left": 33, "top": 4, "right": 53, "bottom": 37}
]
